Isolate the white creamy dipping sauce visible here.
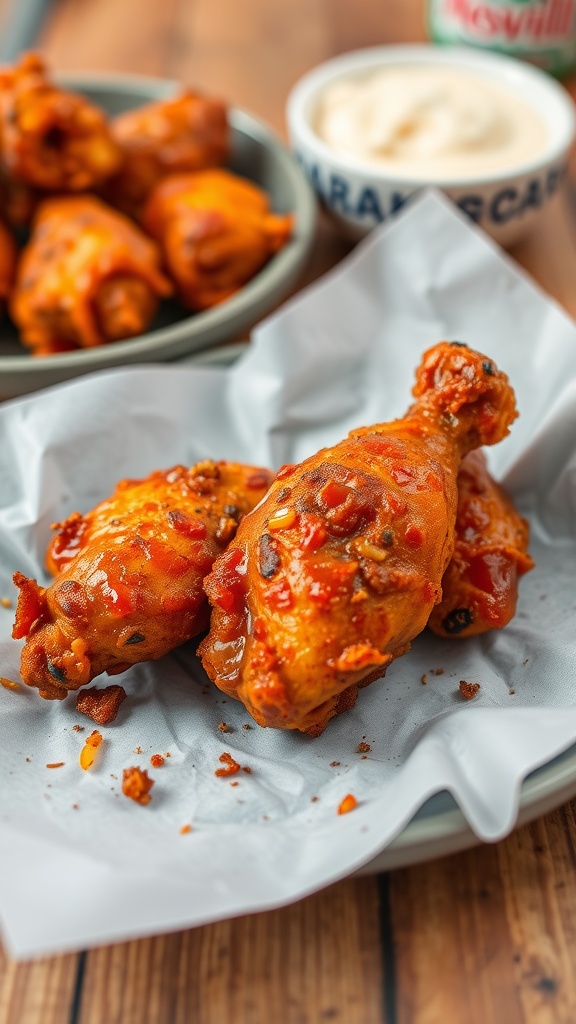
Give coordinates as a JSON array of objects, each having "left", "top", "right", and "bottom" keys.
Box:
[{"left": 313, "top": 66, "right": 548, "bottom": 180}]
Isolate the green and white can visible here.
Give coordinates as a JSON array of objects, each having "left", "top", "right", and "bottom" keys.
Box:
[{"left": 428, "top": 0, "right": 576, "bottom": 77}]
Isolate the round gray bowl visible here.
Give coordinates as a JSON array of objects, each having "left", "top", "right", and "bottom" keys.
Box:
[{"left": 0, "top": 74, "right": 317, "bottom": 399}]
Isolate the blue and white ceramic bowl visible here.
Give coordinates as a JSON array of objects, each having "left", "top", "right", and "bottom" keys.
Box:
[{"left": 286, "top": 44, "right": 575, "bottom": 247}]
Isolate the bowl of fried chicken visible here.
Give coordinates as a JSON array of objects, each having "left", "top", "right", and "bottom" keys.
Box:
[{"left": 0, "top": 53, "right": 316, "bottom": 398}]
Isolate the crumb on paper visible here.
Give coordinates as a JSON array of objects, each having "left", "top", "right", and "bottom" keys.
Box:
[
  {"left": 230, "top": 780, "right": 239, "bottom": 787},
  {"left": 150, "top": 754, "right": 165, "bottom": 768},
  {"left": 242, "top": 723, "right": 253, "bottom": 731},
  {"left": 76, "top": 685, "right": 126, "bottom": 725},
  {"left": 72, "top": 724, "right": 85, "bottom": 733},
  {"left": 357, "top": 741, "right": 371, "bottom": 754},
  {"left": 431, "top": 668, "right": 445, "bottom": 676},
  {"left": 338, "top": 794, "right": 358, "bottom": 815},
  {"left": 459, "top": 680, "right": 480, "bottom": 700},
  {"left": 122, "top": 766, "right": 154, "bottom": 805},
  {"left": 242, "top": 765, "right": 252, "bottom": 774},
  {"left": 134, "top": 746, "right": 143, "bottom": 754},
  {"left": 180, "top": 824, "right": 192, "bottom": 835},
  {"left": 72, "top": 803, "right": 79, "bottom": 810},
  {"left": 509, "top": 689, "right": 516, "bottom": 695},
  {"left": 218, "top": 721, "right": 232, "bottom": 733},
  {"left": 330, "top": 761, "right": 341, "bottom": 767},
  {"left": 215, "top": 752, "right": 241, "bottom": 777},
  {"left": 46, "top": 761, "right": 65, "bottom": 769},
  {"left": 311, "top": 796, "right": 319, "bottom": 803},
  {"left": 421, "top": 673, "right": 427, "bottom": 685},
  {"left": 0, "top": 677, "right": 20, "bottom": 691},
  {"left": 79, "top": 730, "right": 103, "bottom": 770},
  {"left": 0, "top": 597, "right": 12, "bottom": 609}
]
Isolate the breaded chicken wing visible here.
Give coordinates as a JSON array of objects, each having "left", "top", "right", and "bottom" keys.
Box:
[
  {"left": 13, "top": 460, "right": 273, "bottom": 699},
  {"left": 199, "top": 342, "right": 518, "bottom": 735},
  {"left": 0, "top": 53, "right": 120, "bottom": 191},
  {"left": 102, "top": 90, "right": 229, "bottom": 218},
  {"left": 143, "top": 169, "right": 292, "bottom": 310},
  {"left": 428, "top": 449, "right": 534, "bottom": 638},
  {"left": 11, "top": 195, "right": 172, "bottom": 354}
]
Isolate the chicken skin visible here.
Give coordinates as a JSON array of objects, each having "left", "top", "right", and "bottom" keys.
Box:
[
  {"left": 13, "top": 460, "right": 274, "bottom": 699},
  {"left": 143, "top": 169, "right": 293, "bottom": 310},
  {"left": 0, "top": 53, "right": 120, "bottom": 192},
  {"left": 428, "top": 449, "right": 534, "bottom": 638},
  {"left": 0, "top": 216, "right": 16, "bottom": 304},
  {"left": 102, "top": 90, "right": 229, "bottom": 219},
  {"left": 11, "top": 195, "right": 172, "bottom": 354},
  {"left": 199, "top": 342, "right": 518, "bottom": 736}
]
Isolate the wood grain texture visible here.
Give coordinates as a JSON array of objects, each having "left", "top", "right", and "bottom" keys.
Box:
[
  {"left": 74, "top": 877, "right": 384, "bottom": 1024},
  {"left": 390, "top": 804, "right": 576, "bottom": 1024},
  {"left": 0, "top": 943, "right": 79, "bottom": 1024}
]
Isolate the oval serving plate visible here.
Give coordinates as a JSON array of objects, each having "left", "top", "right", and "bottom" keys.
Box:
[{"left": 0, "top": 73, "right": 317, "bottom": 399}]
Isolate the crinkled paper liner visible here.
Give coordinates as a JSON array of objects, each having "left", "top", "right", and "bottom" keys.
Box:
[{"left": 1, "top": 191, "right": 575, "bottom": 958}]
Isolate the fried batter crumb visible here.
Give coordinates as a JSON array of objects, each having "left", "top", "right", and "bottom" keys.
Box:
[
  {"left": 46, "top": 761, "right": 65, "bottom": 769},
  {"left": 242, "top": 765, "right": 252, "bottom": 774},
  {"left": 215, "top": 752, "right": 241, "bottom": 777},
  {"left": 330, "top": 761, "right": 341, "bottom": 767},
  {"left": 459, "top": 680, "right": 480, "bottom": 700},
  {"left": 72, "top": 724, "right": 85, "bottom": 733},
  {"left": 134, "top": 746, "right": 143, "bottom": 754},
  {"left": 431, "top": 668, "right": 445, "bottom": 676},
  {"left": 357, "top": 742, "right": 371, "bottom": 754},
  {"left": 122, "top": 766, "right": 154, "bottom": 805},
  {"left": 218, "top": 721, "right": 232, "bottom": 733},
  {"left": 509, "top": 689, "right": 516, "bottom": 695},
  {"left": 0, "top": 597, "right": 12, "bottom": 609},
  {"left": 76, "top": 685, "right": 127, "bottom": 725},
  {"left": 150, "top": 754, "right": 165, "bottom": 768},
  {"left": 338, "top": 794, "right": 358, "bottom": 815},
  {"left": 242, "top": 724, "right": 253, "bottom": 731},
  {"left": 180, "top": 824, "right": 192, "bottom": 834},
  {"left": 0, "top": 677, "right": 20, "bottom": 691},
  {"left": 80, "top": 730, "right": 103, "bottom": 770},
  {"left": 421, "top": 673, "right": 427, "bottom": 685}
]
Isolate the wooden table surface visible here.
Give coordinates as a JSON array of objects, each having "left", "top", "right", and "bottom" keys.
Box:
[{"left": 2, "top": 1, "right": 576, "bottom": 1022}]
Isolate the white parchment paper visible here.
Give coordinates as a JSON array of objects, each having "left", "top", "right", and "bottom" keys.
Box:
[{"left": 1, "top": 190, "right": 576, "bottom": 959}]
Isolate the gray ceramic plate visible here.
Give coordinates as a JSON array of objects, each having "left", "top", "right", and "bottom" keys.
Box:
[
  {"left": 0, "top": 74, "right": 317, "bottom": 399},
  {"left": 189, "top": 342, "right": 576, "bottom": 871}
]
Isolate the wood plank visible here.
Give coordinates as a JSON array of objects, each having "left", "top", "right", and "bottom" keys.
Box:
[
  {"left": 39, "top": 0, "right": 179, "bottom": 76},
  {"left": 390, "top": 803, "right": 576, "bottom": 1024},
  {"left": 75, "top": 877, "right": 385, "bottom": 1024},
  {"left": 0, "top": 942, "right": 79, "bottom": 1024}
]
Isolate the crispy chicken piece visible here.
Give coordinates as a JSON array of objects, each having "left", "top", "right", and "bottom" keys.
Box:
[
  {"left": 199, "top": 342, "right": 518, "bottom": 735},
  {"left": 102, "top": 90, "right": 229, "bottom": 219},
  {"left": 0, "top": 216, "right": 16, "bottom": 304},
  {"left": 11, "top": 195, "right": 172, "bottom": 354},
  {"left": 0, "top": 53, "right": 120, "bottom": 191},
  {"left": 12, "top": 460, "right": 273, "bottom": 699},
  {"left": 143, "top": 169, "right": 293, "bottom": 310},
  {"left": 427, "top": 449, "right": 534, "bottom": 638}
]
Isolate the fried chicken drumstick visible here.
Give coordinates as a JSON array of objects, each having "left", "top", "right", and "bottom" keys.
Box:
[
  {"left": 0, "top": 53, "right": 120, "bottom": 192},
  {"left": 103, "top": 90, "right": 229, "bottom": 219},
  {"left": 11, "top": 195, "right": 172, "bottom": 354},
  {"left": 12, "top": 460, "right": 273, "bottom": 699},
  {"left": 199, "top": 342, "right": 518, "bottom": 735},
  {"left": 143, "top": 169, "right": 293, "bottom": 310},
  {"left": 428, "top": 449, "right": 534, "bottom": 639}
]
